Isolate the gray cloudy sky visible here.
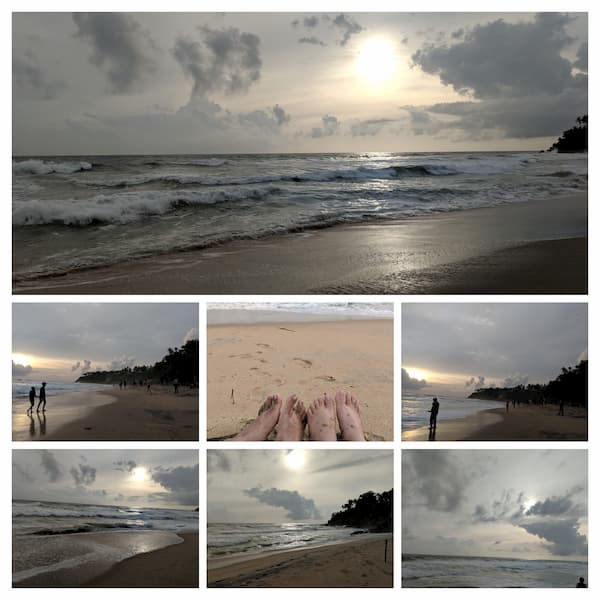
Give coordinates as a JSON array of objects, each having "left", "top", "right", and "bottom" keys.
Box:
[
  {"left": 12, "top": 303, "right": 198, "bottom": 380},
  {"left": 12, "top": 449, "right": 199, "bottom": 509},
  {"left": 402, "top": 303, "right": 587, "bottom": 396},
  {"left": 403, "top": 450, "right": 587, "bottom": 561},
  {"left": 12, "top": 11, "right": 587, "bottom": 154},
  {"left": 207, "top": 449, "right": 393, "bottom": 523}
]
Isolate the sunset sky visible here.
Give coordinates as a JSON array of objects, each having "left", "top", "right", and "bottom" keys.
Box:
[
  {"left": 12, "top": 303, "right": 198, "bottom": 381},
  {"left": 12, "top": 10, "right": 587, "bottom": 154},
  {"left": 403, "top": 449, "right": 587, "bottom": 561},
  {"left": 402, "top": 303, "right": 587, "bottom": 397}
]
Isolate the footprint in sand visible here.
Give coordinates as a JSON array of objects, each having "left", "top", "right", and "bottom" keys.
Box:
[
  {"left": 293, "top": 357, "right": 312, "bottom": 367},
  {"left": 256, "top": 343, "right": 272, "bottom": 349},
  {"left": 316, "top": 375, "right": 336, "bottom": 382}
]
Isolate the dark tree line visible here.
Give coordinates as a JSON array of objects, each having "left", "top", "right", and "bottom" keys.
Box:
[
  {"left": 469, "top": 360, "right": 587, "bottom": 408},
  {"left": 327, "top": 489, "right": 393, "bottom": 533},
  {"left": 76, "top": 339, "right": 199, "bottom": 386},
  {"left": 546, "top": 115, "right": 587, "bottom": 152}
]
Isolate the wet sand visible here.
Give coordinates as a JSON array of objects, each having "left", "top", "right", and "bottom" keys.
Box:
[
  {"left": 403, "top": 404, "right": 587, "bottom": 441},
  {"left": 207, "top": 319, "right": 393, "bottom": 440},
  {"left": 13, "top": 192, "right": 587, "bottom": 294},
  {"left": 208, "top": 536, "right": 393, "bottom": 587},
  {"left": 21, "top": 386, "right": 199, "bottom": 441}
]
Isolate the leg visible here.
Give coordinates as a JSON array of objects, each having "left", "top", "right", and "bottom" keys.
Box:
[
  {"left": 335, "top": 391, "right": 365, "bottom": 441},
  {"left": 232, "top": 395, "right": 282, "bottom": 441},
  {"left": 306, "top": 393, "right": 337, "bottom": 441},
  {"left": 274, "top": 395, "right": 306, "bottom": 441}
]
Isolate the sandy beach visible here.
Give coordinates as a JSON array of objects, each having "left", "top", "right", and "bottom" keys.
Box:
[
  {"left": 13, "top": 386, "right": 198, "bottom": 441},
  {"left": 207, "top": 319, "right": 393, "bottom": 440},
  {"left": 14, "top": 532, "right": 198, "bottom": 588},
  {"left": 403, "top": 404, "right": 587, "bottom": 441},
  {"left": 208, "top": 536, "right": 393, "bottom": 587},
  {"left": 13, "top": 192, "right": 587, "bottom": 294}
]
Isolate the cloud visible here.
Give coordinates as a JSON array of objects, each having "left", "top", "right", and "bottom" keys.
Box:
[
  {"left": 183, "top": 328, "right": 198, "bottom": 344},
  {"left": 12, "top": 53, "right": 67, "bottom": 100},
  {"left": 502, "top": 373, "right": 529, "bottom": 388},
  {"left": 70, "top": 463, "right": 97, "bottom": 486},
  {"left": 114, "top": 460, "right": 137, "bottom": 472},
  {"left": 412, "top": 14, "right": 577, "bottom": 99},
  {"left": 207, "top": 450, "right": 231, "bottom": 473},
  {"left": 244, "top": 486, "right": 322, "bottom": 520},
  {"left": 12, "top": 360, "right": 32, "bottom": 377},
  {"left": 13, "top": 462, "right": 33, "bottom": 483},
  {"left": 519, "top": 518, "right": 587, "bottom": 556},
  {"left": 292, "top": 16, "right": 320, "bottom": 29},
  {"left": 71, "top": 361, "right": 81, "bottom": 372},
  {"left": 172, "top": 26, "right": 261, "bottom": 101},
  {"left": 574, "top": 42, "right": 588, "bottom": 72},
  {"left": 151, "top": 464, "right": 199, "bottom": 505},
  {"left": 72, "top": 13, "right": 157, "bottom": 93},
  {"left": 402, "top": 368, "right": 427, "bottom": 390},
  {"left": 578, "top": 348, "right": 588, "bottom": 362},
  {"left": 403, "top": 451, "right": 468, "bottom": 512},
  {"left": 81, "top": 359, "right": 92, "bottom": 373},
  {"left": 106, "top": 355, "right": 136, "bottom": 370},
  {"left": 311, "top": 114, "right": 339, "bottom": 138},
  {"left": 525, "top": 486, "right": 585, "bottom": 517},
  {"left": 350, "top": 118, "right": 396, "bottom": 137},
  {"left": 39, "top": 450, "right": 63, "bottom": 482},
  {"left": 298, "top": 36, "right": 327, "bottom": 47},
  {"left": 332, "top": 14, "right": 365, "bottom": 46},
  {"left": 272, "top": 104, "right": 291, "bottom": 126},
  {"left": 238, "top": 104, "right": 291, "bottom": 133},
  {"left": 465, "top": 375, "right": 486, "bottom": 388}
]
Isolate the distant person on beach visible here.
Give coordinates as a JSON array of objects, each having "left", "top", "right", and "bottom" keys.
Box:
[
  {"left": 27, "top": 386, "right": 36, "bottom": 413},
  {"left": 231, "top": 391, "right": 366, "bottom": 441},
  {"left": 173, "top": 378, "right": 179, "bottom": 394},
  {"left": 429, "top": 397, "right": 439, "bottom": 431},
  {"left": 505, "top": 399, "right": 510, "bottom": 413},
  {"left": 558, "top": 398, "right": 565, "bottom": 416},
  {"left": 36, "top": 382, "right": 46, "bottom": 412},
  {"left": 576, "top": 577, "right": 587, "bottom": 588}
]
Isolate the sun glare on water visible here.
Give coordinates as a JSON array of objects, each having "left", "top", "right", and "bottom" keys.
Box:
[{"left": 356, "top": 38, "right": 397, "bottom": 85}]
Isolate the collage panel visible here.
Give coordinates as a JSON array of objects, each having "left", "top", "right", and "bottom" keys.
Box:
[
  {"left": 12, "top": 449, "right": 199, "bottom": 588},
  {"left": 401, "top": 303, "right": 588, "bottom": 441},
  {"left": 402, "top": 449, "right": 588, "bottom": 588},
  {"left": 12, "top": 302, "right": 199, "bottom": 441},
  {"left": 207, "top": 449, "right": 393, "bottom": 587},
  {"left": 207, "top": 302, "right": 394, "bottom": 441}
]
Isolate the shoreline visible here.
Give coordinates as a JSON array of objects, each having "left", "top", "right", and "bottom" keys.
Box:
[
  {"left": 13, "top": 386, "right": 199, "bottom": 441},
  {"left": 402, "top": 404, "right": 587, "bottom": 441},
  {"left": 208, "top": 535, "right": 393, "bottom": 587},
  {"left": 13, "top": 192, "right": 587, "bottom": 294},
  {"left": 14, "top": 531, "right": 198, "bottom": 588}
]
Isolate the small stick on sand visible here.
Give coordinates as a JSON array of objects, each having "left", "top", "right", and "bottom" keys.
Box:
[{"left": 230, "top": 389, "right": 235, "bottom": 405}]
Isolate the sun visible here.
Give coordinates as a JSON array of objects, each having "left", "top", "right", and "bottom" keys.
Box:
[
  {"left": 284, "top": 450, "right": 306, "bottom": 470},
  {"left": 132, "top": 467, "right": 148, "bottom": 482},
  {"left": 405, "top": 367, "right": 427, "bottom": 382},
  {"left": 12, "top": 353, "right": 33, "bottom": 367},
  {"left": 356, "top": 37, "right": 397, "bottom": 84}
]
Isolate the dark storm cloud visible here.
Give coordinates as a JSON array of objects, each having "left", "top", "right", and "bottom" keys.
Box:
[
  {"left": 412, "top": 13, "right": 576, "bottom": 99},
  {"left": 272, "top": 104, "right": 291, "bottom": 126},
  {"left": 72, "top": 13, "right": 157, "bottom": 93},
  {"left": 403, "top": 451, "right": 468, "bottom": 512},
  {"left": 298, "top": 36, "right": 327, "bottom": 47},
  {"left": 13, "top": 53, "right": 67, "bottom": 100},
  {"left": 172, "top": 26, "right": 261, "bottom": 99},
  {"left": 151, "top": 464, "right": 199, "bottom": 505},
  {"left": 207, "top": 450, "right": 231, "bottom": 473},
  {"left": 472, "top": 489, "right": 526, "bottom": 523},
  {"left": 519, "top": 519, "right": 587, "bottom": 556},
  {"left": 502, "top": 373, "right": 529, "bottom": 388},
  {"left": 465, "top": 375, "right": 486, "bottom": 388},
  {"left": 574, "top": 42, "right": 588, "bottom": 72},
  {"left": 39, "top": 450, "right": 63, "bottom": 482},
  {"left": 70, "top": 463, "right": 97, "bottom": 486},
  {"left": 332, "top": 14, "right": 365, "bottom": 47},
  {"left": 244, "top": 486, "right": 322, "bottom": 520},
  {"left": 292, "top": 16, "right": 320, "bottom": 29},
  {"left": 114, "top": 460, "right": 137, "bottom": 472},
  {"left": 525, "top": 486, "right": 585, "bottom": 517},
  {"left": 311, "top": 114, "right": 339, "bottom": 138},
  {"left": 402, "top": 367, "right": 427, "bottom": 390},
  {"left": 12, "top": 361, "right": 32, "bottom": 377}
]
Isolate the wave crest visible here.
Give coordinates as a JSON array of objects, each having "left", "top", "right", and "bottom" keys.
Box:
[{"left": 13, "top": 159, "right": 93, "bottom": 175}]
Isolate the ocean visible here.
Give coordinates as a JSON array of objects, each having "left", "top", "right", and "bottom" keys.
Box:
[
  {"left": 13, "top": 499, "right": 198, "bottom": 584},
  {"left": 402, "top": 554, "right": 588, "bottom": 588},
  {"left": 12, "top": 379, "right": 109, "bottom": 400},
  {"left": 207, "top": 522, "right": 373, "bottom": 563},
  {"left": 12, "top": 151, "right": 587, "bottom": 284},
  {"left": 402, "top": 393, "right": 506, "bottom": 432}
]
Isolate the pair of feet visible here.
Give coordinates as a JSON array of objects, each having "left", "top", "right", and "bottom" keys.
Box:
[{"left": 233, "top": 391, "right": 365, "bottom": 441}]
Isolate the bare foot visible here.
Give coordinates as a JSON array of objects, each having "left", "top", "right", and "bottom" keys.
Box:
[
  {"left": 335, "top": 391, "right": 365, "bottom": 441},
  {"left": 232, "top": 395, "right": 281, "bottom": 441},
  {"left": 275, "top": 395, "right": 306, "bottom": 441},
  {"left": 307, "top": 393, "right": 337, "bottom": 441}
]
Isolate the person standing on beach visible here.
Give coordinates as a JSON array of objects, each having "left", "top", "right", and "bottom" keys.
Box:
[
  {"left": 576, "top": 577, "right": 587, "bottom": 588},
  {"left": 36, "top": 382, "right": 46, "bottom": 412},
  {"left": 27, "top": 386, "right": 36, "bottom": 413},
  {"left": 173, "top": 378, "right": 179, "bottom": 394},
  {"left": 558, "top": 398, "right": 565, "bottom": 416},
  {"left": 505, "top": 399, "right": 510, "bottom": 413},
  {"left": 429, "top": 397, "right": 439, "bottom": 430}
]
